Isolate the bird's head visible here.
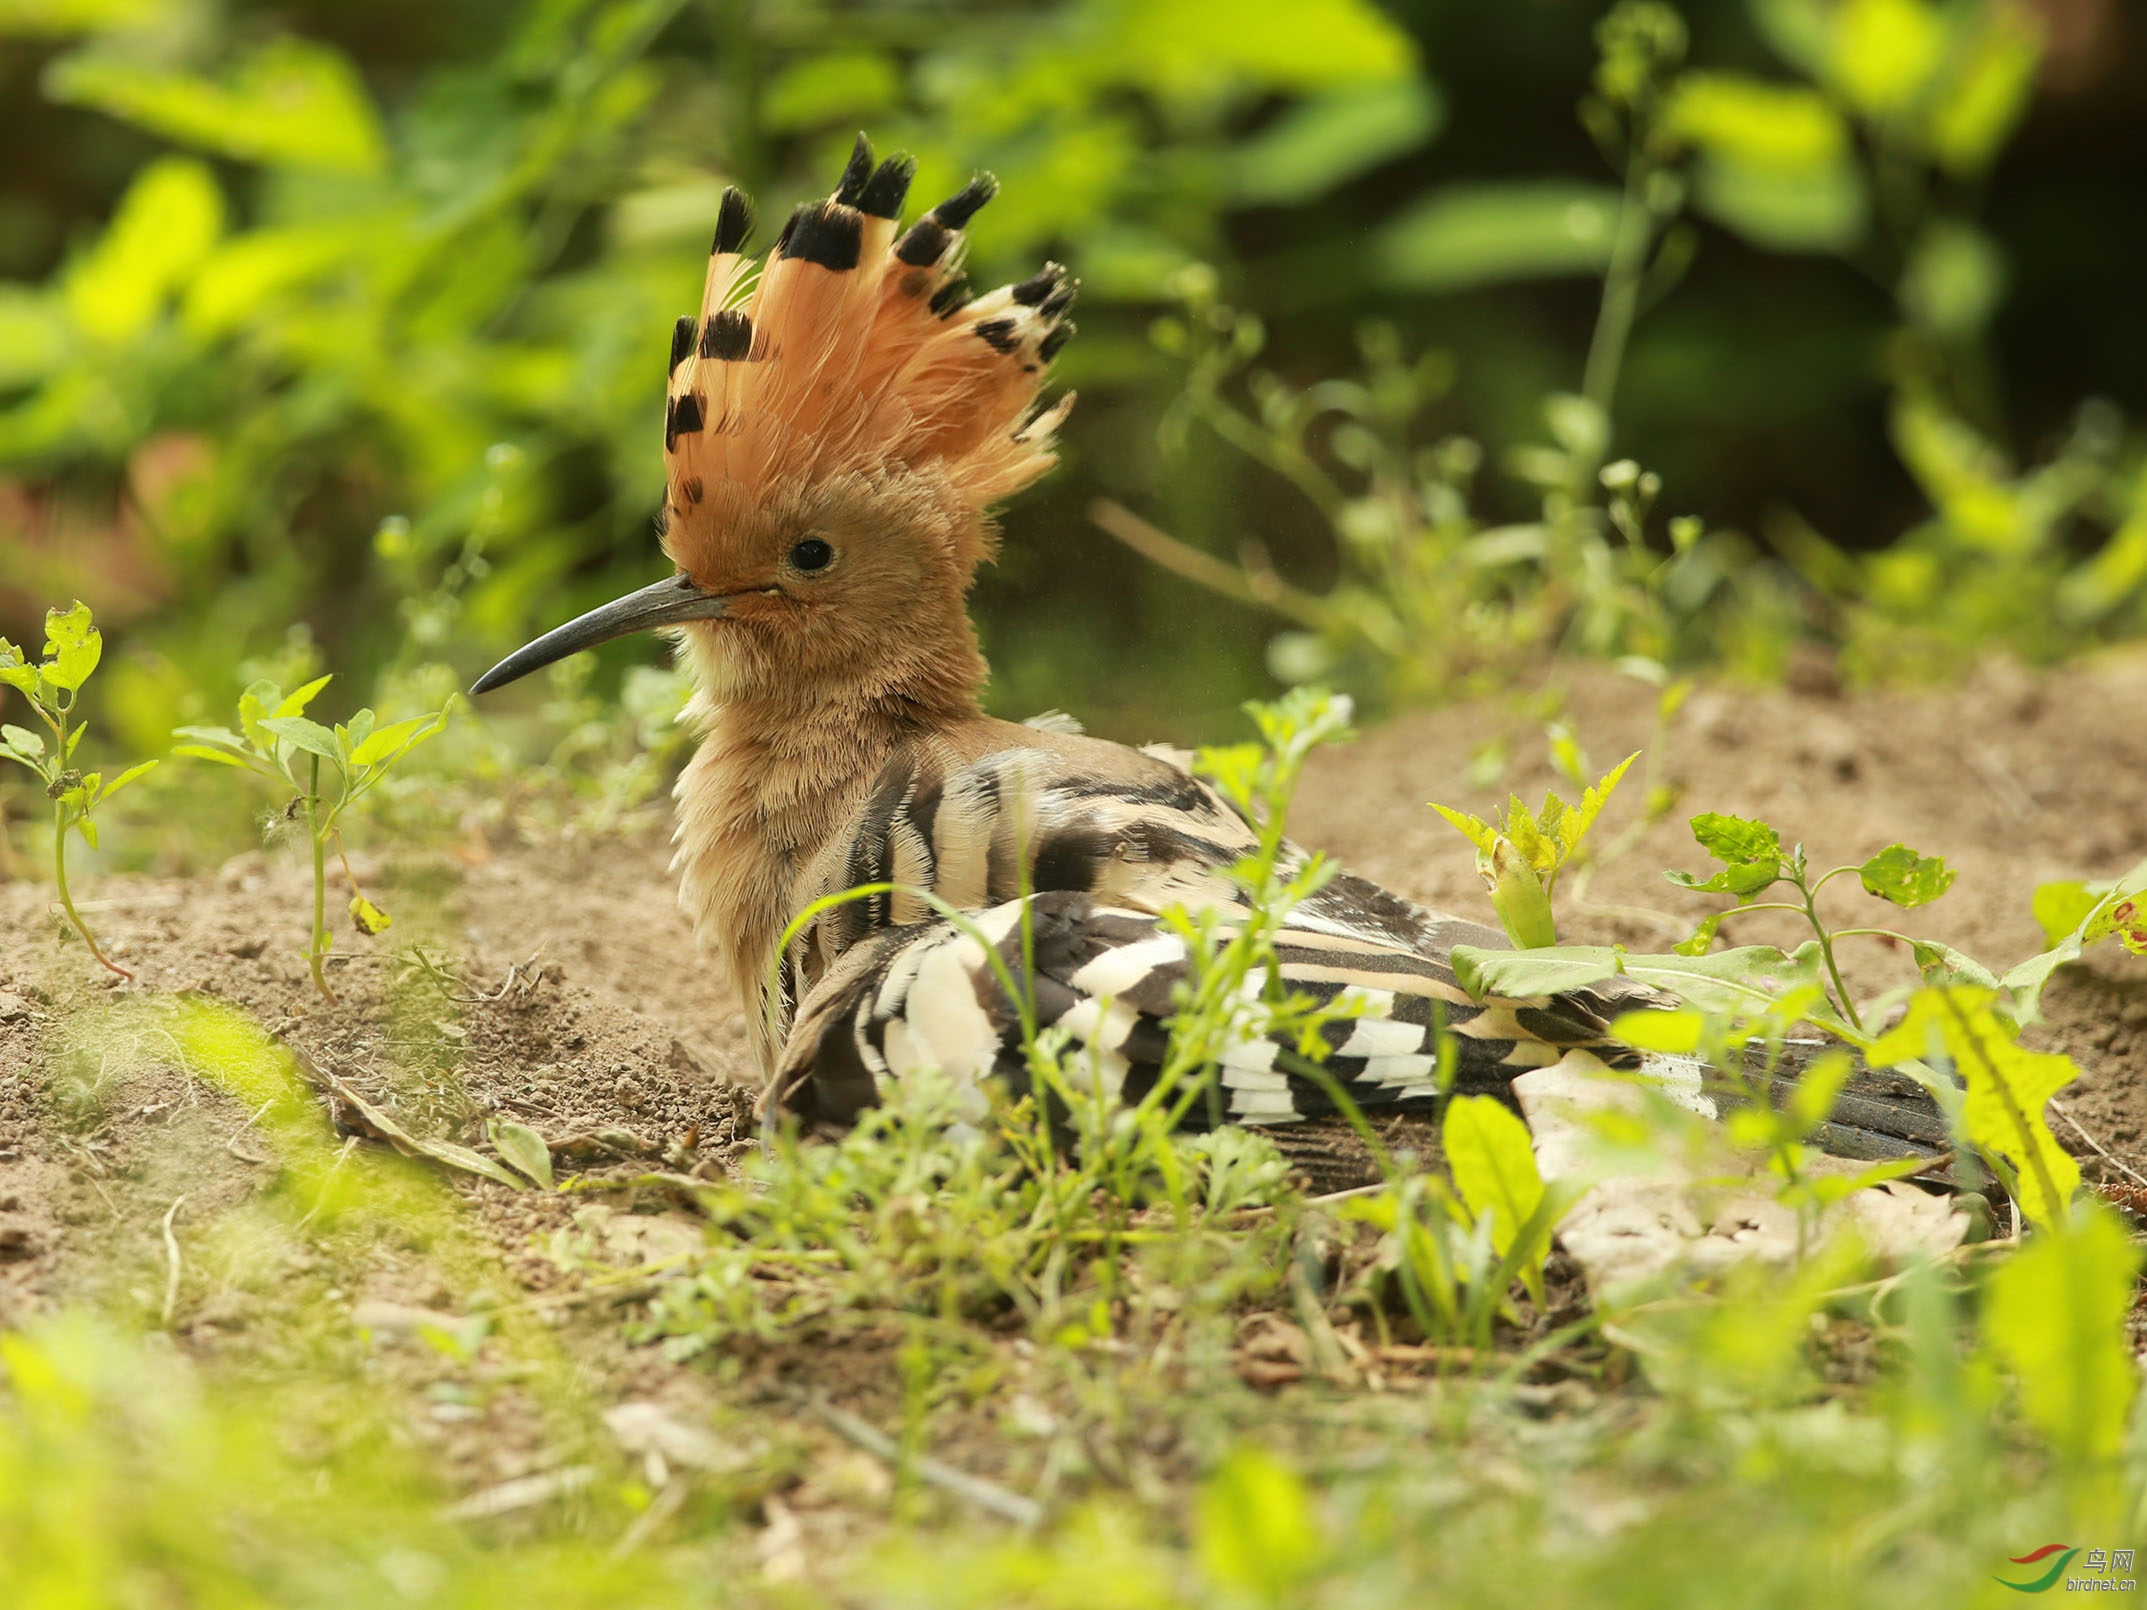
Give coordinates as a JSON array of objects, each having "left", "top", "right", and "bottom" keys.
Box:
[{"left": 472, "top": 136, "right": 1075, "bottom": 712}]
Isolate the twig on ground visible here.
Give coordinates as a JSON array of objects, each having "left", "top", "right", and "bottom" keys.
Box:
[
  {"left": 227, "top": 1098, "right": 277, "bottom": 1164},
  {"left": 810, "top": 1398, "right": 1042, "bottom": 1529},
  {"left": 160, "top": 1194, "right": 186, "bottom": 1326},
  {"left": 2051, "top": 1098, "right": 2147, "bottom": 1188}
]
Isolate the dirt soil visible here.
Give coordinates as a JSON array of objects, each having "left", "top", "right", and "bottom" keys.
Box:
[{"left": 0, "top": 649, "right": 2143, "bottom": 1506}]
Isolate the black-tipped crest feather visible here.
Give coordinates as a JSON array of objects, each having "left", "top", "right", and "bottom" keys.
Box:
[
  {"left": 857, "top": 154, "right": 916, "bottom": 219},
  {"left": 834, "top": 133, "right": 874, "bottom": 206},
  {"left": 712, "top": 186, "right": 755, "bottom": 256},
  {"left": 931, "top": 173, "right": 998, "bottom": 230},
  {"left": 779, "top": 200, "right": 863, "bottom": 271}
]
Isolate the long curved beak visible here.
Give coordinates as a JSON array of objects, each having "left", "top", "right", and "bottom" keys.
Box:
[{"left": 470, "top": 572, "right": 734, "bottom": 694}]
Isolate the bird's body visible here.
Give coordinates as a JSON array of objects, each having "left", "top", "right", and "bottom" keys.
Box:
[{"left": 472, "top": 137, "right": 1945, "bottom": 1165}]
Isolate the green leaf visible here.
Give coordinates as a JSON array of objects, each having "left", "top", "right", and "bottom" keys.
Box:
[
  {"left": 273, "top": 674, "right": 334, "bottom": 718},
  {"left": 1611, "top": 1005, "right": 1706, "bottom": 1054},
  {"left": 47, "top": 36, "right": 387, "bottom": 174},
  {"left": 56, "top": 156, "right": 223, "bottom": 343},
  {"left": 488, "top": 1119, "right": 554, "bottom": 1191},
  {"left": 1857, "top": 843, "right": 1956, "bottom": 907},
  {"left": 1, "top": 723, "right": 44, "bottom": 760},
  {"left": 259, "top": 715, "right": 339, "bottom": 760},
  {"left": 1427, "top": 802, "right": 1497, "bottom": 856},
  {"left": 1868, "top": 986, "right": 2079, "bottom": 1226},
  {"left": 236, "top": 681, "right": 280, "bottom": 754},
  {"left": 2007, "top": 863, "right": 2147, "bottom": 1021},
  {"left": 40, "top": 601, "right": 100, "bottom": 691},
  {"left": 1195, "top": 1446, "right": 1321, "bottom": 1597},
  {"left": 342, "top": 707, "right": 375, "bottom": 754},
  {"left": 1900, "top": 222, "right": 2006, "bottom": 341},
  {"left": 1452, "top": 941, "right": 1834, "bottom": 1021},
  {"left": 348, "top": 712, "right": 441, "bottom": 768},
  {"left": 1665, "top": 72, "right": 1849, "bottom": 171},
  {"left": 1926, "top": 3, "right": 2040, "bottom": 176},
  {"left": 1690, "top": 812, "right": 1782, "bottom": 867},
  {"left": 320, "top": 1075, "right": 523, "bottom": 1190},
  {"left": 1672, "top": 910, "right": 1727, "bottom": 957},
  {"left": 0, "top": 0, "right": 161, "bottom": 35},
  {"left": 97, "top": 758, "right": 157, "bottom": 801},
  {"left": 348, "top": 894, "right": 391, "bottom": 936},
  {"left": 758, "top": 50, "right": 900, "bottom": 134},
  {"left": 73, "top": 810, "right": 98, "bottom": 850},
  {"left": 1443, "top": 1094, "right": 1548, "bottom": 1275},
  {"left": 1984, "top": 1205, "right": 2142, "bottom": 1466},
  {"left": 2029, "top": 880, "right": 2099, "bottom": 949},
  {"left": 1554, "top": 751, "right": 1638, "bottom": 859},
  {"left": 1229, "top": 78, "right": 1443, "bottom": 206},
  {"left": 1829, "top": 0, "right": 1946, "bottom": 119},
  {"left": 1115, "top": 0, "right": 1417, "bottom": 102},
  {"left": 1909, "top": 939, "right": 1998, "bottom": 990},
  {"left": 1373, "top": 182, "right": 1622, "bottom": 293},
  {"left": 1482, "top": 839, "right": 1557, "bottom": 950},
  {"left": 170, "top": 744, "right": 251, "bottom": 768},
  {"left": 1666, "top": 861, "right": 1783, "bottom": 898},
  {"left": 0, "top": 639, "right": 37, "bottom": 696},
  {"left": 1690, "top": 155, "right": 1868, "bottom": 254}
]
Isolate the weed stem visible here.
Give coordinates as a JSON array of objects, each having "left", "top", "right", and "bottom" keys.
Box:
[{"left": 51, "top": 799, "right": 130, "bottom": 981}]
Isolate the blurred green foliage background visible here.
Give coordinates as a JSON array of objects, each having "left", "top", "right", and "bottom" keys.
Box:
[{"left": 0, "top": 0, "right": 2142, "bottom": 770}]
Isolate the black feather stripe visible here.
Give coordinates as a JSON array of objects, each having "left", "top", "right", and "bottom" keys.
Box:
[
  {"left": 779, "top": 200, "right": 863, "bottom": 271},
  {"left": 834, "top": 133, "right": 874, "bottom": 206},
  {"left": 973, "top": 317, "right": 1019, "bottom": 353},
  {"left": 699, "top": 309, "right": 753, "bottom": 360},
  {"left": 1011, "top": 263, "right": 1064, "bottom": 306},
  {"left": 664, "top": 391, "right": 703, "bottom": 451},
  {"left": 712, "top": 186, "right": 755, "bottom": 256},
  {"left": 895, "top": 218, "right": 951, "bottom": 267},
  {"left": 930, "top": 173, "right": 998, "bottom": 230},
  {"left": 857, "top": 154, "right": 916, "bottom": 219},
  {"left": 929, "top": 276, "right": 971, "bottom": 318},
  {"left": 668, "top": 315, "right": 695, "bottom": 376},
  {"left": 1040, "top": 323, "right": 1074, "bottom": 362}
]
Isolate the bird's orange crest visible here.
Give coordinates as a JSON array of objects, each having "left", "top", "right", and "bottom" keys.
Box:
[{"left": 659, "top": 135, "right": 1075, "bottom": 581}]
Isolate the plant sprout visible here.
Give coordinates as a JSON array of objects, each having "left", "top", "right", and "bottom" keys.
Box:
[
  {"left": 174, "top": 676, "right": 453, "bottom": 1001},
  {"left": 0, "top": 602, "right": 159, "bottom": 980}
]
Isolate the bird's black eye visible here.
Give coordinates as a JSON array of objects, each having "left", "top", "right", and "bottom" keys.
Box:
[{"left": 789, "top": 537, "right": 834, "bottom": 573}]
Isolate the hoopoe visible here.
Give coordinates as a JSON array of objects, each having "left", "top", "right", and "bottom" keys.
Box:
[{"left": 473, "top": 137, "right": 1945, "bottom": 1161}]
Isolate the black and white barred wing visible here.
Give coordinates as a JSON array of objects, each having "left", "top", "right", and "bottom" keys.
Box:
[{"left": 771, "top": 887, "right": 1640, "bottom": 1127}]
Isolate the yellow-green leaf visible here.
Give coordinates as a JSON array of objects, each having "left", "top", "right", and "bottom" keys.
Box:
[
  {"left": 488, "top": 1119, "right": 554, "bottom": 1190},
  {"left": 1926, "top": 4, "right": 2040, "bottom": 176},
  {"left": 1427, "top": 802, "right": 1497, "bottom": 855},
  {"left": 348, "top": 895, "right": 391, "bottom": 936},
  {"left": 1195, "top": 1446, "right": 1321, "bottom": 1596},
  {"left": 1557, "top": 751, "right": 1639, "bottom": 858},
  {"left": 274, "top": 674, "right": 334, "bottom": 718},
  {"left": 40, "top": 601, "right": 100, "bottom": 691},
  {"left": 47, "top": 36, "right": 387, "bottom": 174},
  {"left": 1831, "top": 0, "right": 1947, "bottom": 118},
  {"left": 1985, "top": 1205, "right": 2141, "bottom": 1466},
  {"left": 1612, "top": 1005, "right": 1706, "bottom": 1054},
  {"left": 1868, "top": 986, "right": 2079, "bottom": 1225},
  {"left": 59, "top": 156, "right": 223, "bottom": 343},
  {"left": 1443, "top": 1094, "right": 1547, "bottom": 1272},
  {"left": 1666, "top": 72, "right": 1849, "bottom": 171}
]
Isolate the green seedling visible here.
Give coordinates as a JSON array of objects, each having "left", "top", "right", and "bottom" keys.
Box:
[
  {"left": 173, "top": 676, "right": 452, "bottom": 1001},
  {"left": 1430, "top": 751, "right": 1637, "bottom": 947},
  {"left": 1665, "top": 812, "right": 1958, "bottom": 1033},
  {"left": 0, "top": 602, "right": 159, "bottom": 980}
]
